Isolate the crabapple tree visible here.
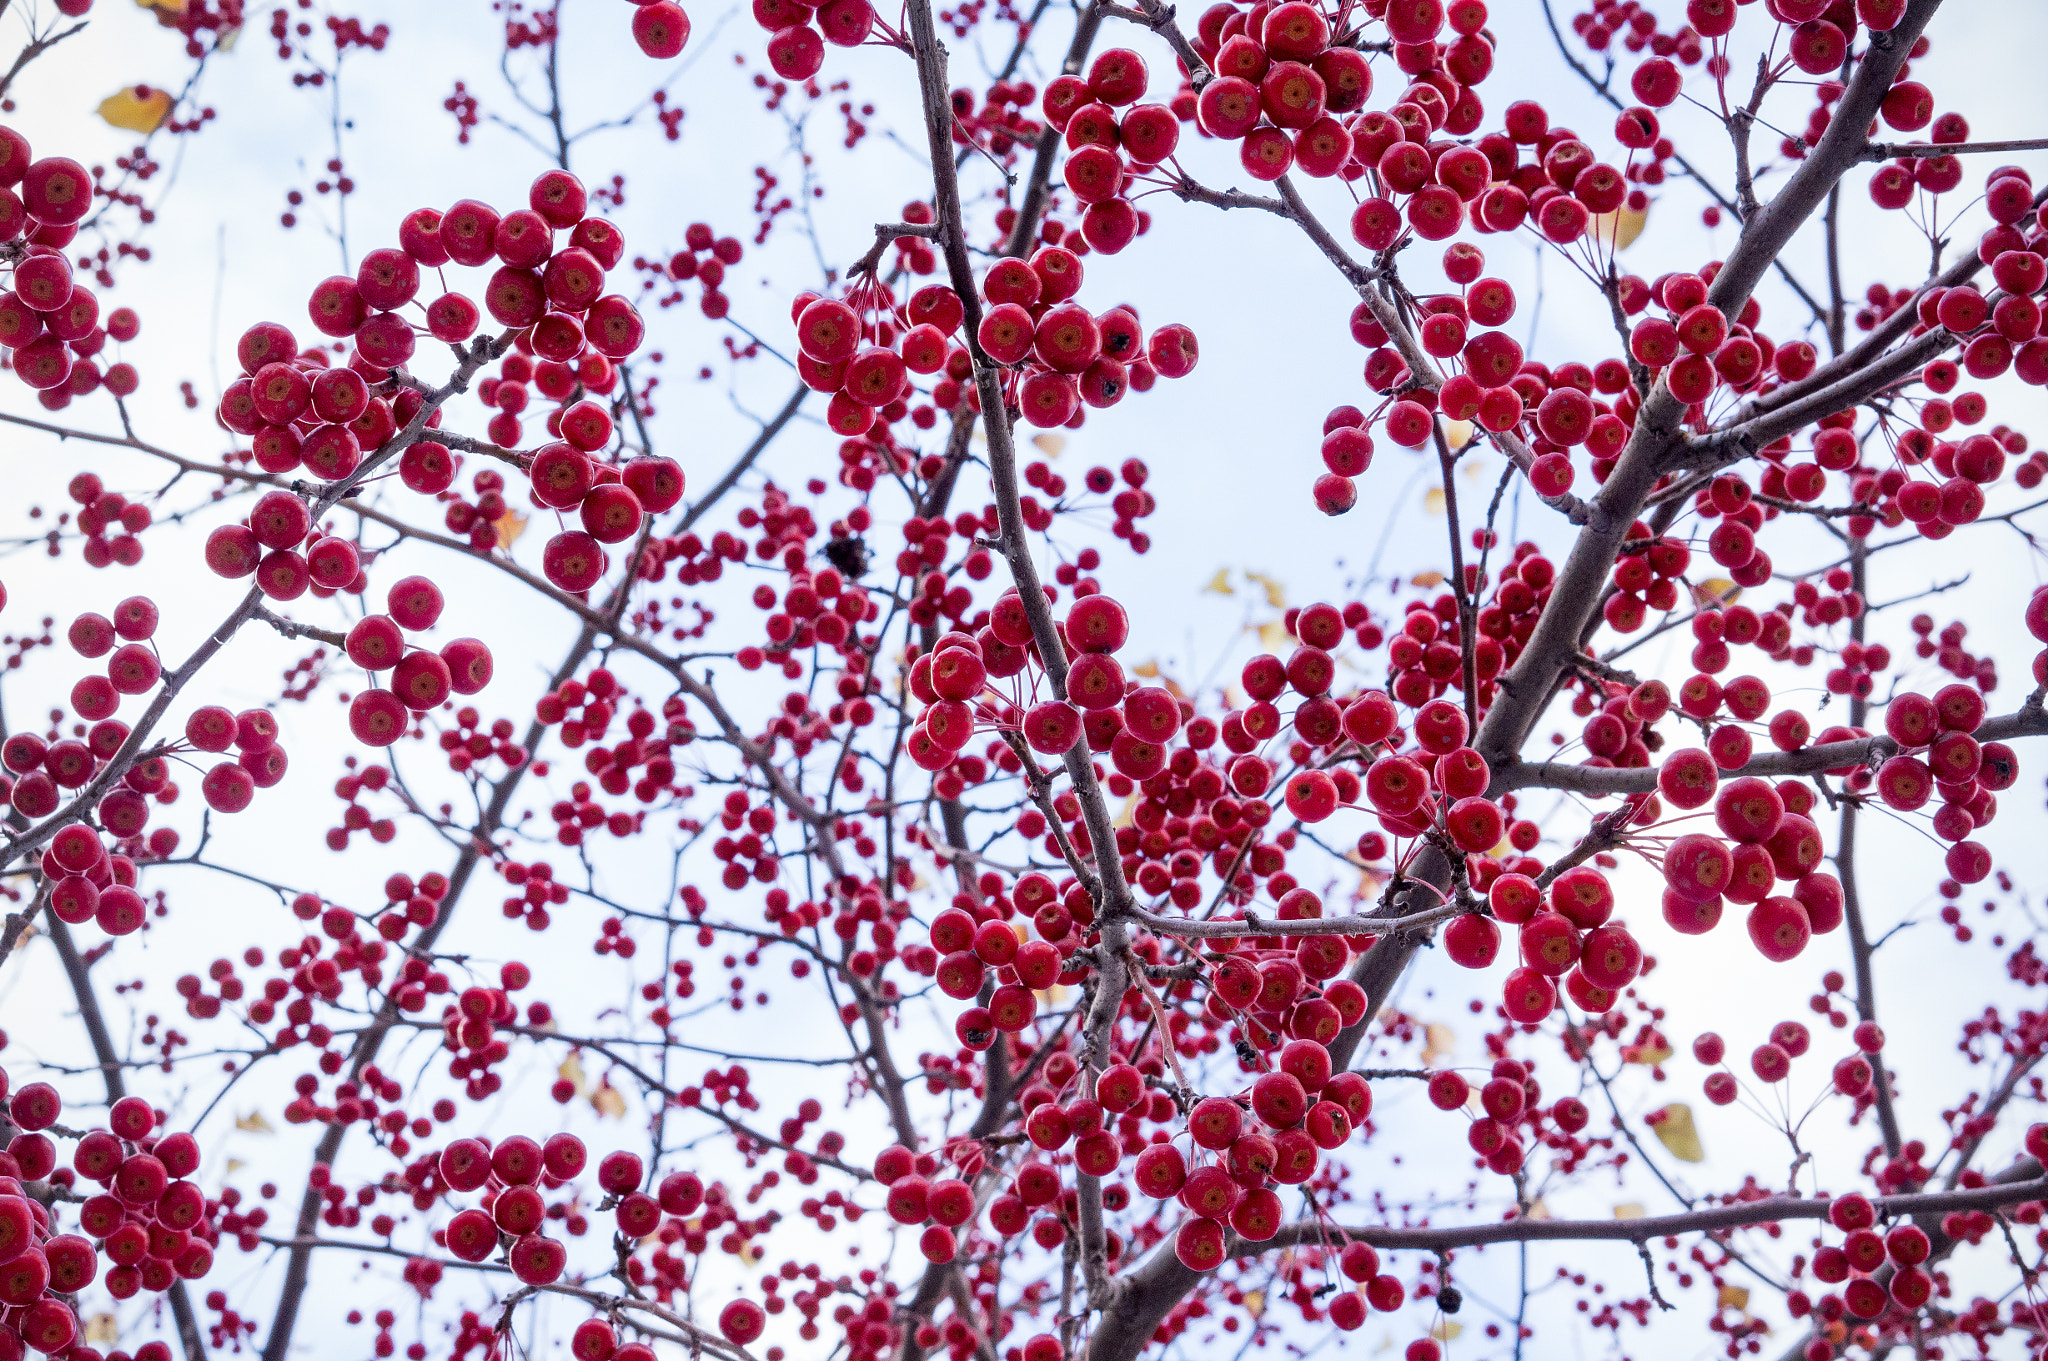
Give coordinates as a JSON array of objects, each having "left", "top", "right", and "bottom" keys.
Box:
[{"left": 0, "top": 0, "right": 2046, "bottom": 1360}]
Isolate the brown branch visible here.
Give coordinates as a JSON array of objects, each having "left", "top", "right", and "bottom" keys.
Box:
[
  {"left": 1500, "top": 698, "right": 2048, "bottom": 797},
  {"left": 1865, "top": 136, "right": 2048, "bottom": 160}
]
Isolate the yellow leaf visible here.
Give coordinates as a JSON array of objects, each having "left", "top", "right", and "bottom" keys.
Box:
[
  {"left": 494, "top": 509, "right": 528, "bottom": 550},
  {"left": 85, "top": 1316, "right": 118, "bottom": 1347},
  {"left": 225, "top": 1158, "right": 246, "bottom": 1173},
  {"left": 1424, "top": 487, "right": 1446, "bottom": 516},
  {"left": 1420, "top": 1022, "right": 1455, "bottom": 1067},
  {"left": 1031, "top": 434, "right": 1065, "bottom": 458},
  {"left": 1591, "top": 203, "right": 1649, "bottom": 250},
  {"left": 1410, "top": 571, "right": 1446, "bottom": 588},
  {"left": 591, "top": 1082, "right": 627, "bottom": 1120},
  {"left": 1625, "top": 1042, "right": 1674, "bottom": 1066},
  {"left": 1429, "top": 1320, "right": 1462, "bottom": 1342},
  {"left": 1442, "top": 419, "right": 1476, "bottom": 451},
  {"left": 1256, "top": 620, "right": 1292, "bottom": 653},
  {"left": 98, "top": 86, "right": 173, "bottom": 134},
  {"left": 558, "top": 1053, "right": 593, "bottom": 1100},
  {"left": 1243, "top": 571, "right": 1286, "bottom": 609},
  {"left": 1201, "top": 569, "right": 1234, "bottom": 596},
  {"left": 1133, "top": 659, "right": 1160, "bottom": 678},
  {"left": 1692, "top": 578, "right": 1741, "bottom": 608},
  {"left": 1718, "top": 1284, "right": 1751, "bottom": 1313},
  {"left": 135, "top": 0, "right": 186, "bottom": 11},
  {"left": 1523, "top": 1199, "right": 1552, "bottom": 1220},
  {"left": 1613, "top": 1203, "right": 1646, "bottom": 1220},
  {"left": 1033, "top": 984, "right": 1068, "bottom": 1007},
  {"left": 235, "top": 1110, "right": 274, "bottom": 1134},
  {"left": 1243, "top": 1290, "right": 1265, "bottom": 1319},
  {"left": 1112, "top": 791, "right": 1137, "bottom": 829},
  {"left": 1646, "top": 1103, "right": 1705, "bottom": 1163}
]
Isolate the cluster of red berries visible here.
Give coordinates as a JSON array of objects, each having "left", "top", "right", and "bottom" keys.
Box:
[
  {"left": 753, "top": 0, "right": 874, "bottom": 82},
  {"left": 1778, "top": 1138, "right": 2001, "bottom": 1356},
  {"left": 343, "top": 575, "right": 494, "bottom": 747},
  {"left": 1381, "top": 549, "right": 1544, "bottom": 707},
  {"left": 1570, "top": 0, "right": 1705, "bottom": 60},
  {"left": 0, "top": 128, "right": 141, "bottom": 412},
  {"left": 642, "top": 221, "right": 745, "bottom": 320},
  {"left": 216, "top": 325, "right": 425, "bottom": 480},
  {"left": 1427, "top": 1057, "right": 1591, "bottom": 1190},
  {"left": 429, "top": 1131, "right": 656, "bottom": 1288},
  {"left": 1862, "top": 681, "right": 2017, "bottom": 879},
  {"left": 0, "top": 1076, "right": 217, "bottom": 1356},
  {"left": 61, "top": 471, "right": 152, "bottom": 570},
  {"left": 956, "top": 80, "right": 1048, "bottom": 164},
  {"left": 494, "top": 859, "right": 572, "bottom": 934},
  {"left": 749, "top": 558, "right": 880, "bottom": 659},
  {"left": 324, "top": 759, "right": 399, "bottom": 850},
  {"left": 436, "top": 706, "right": 528, "bottom": 776},
  {"left": 1910, "top": 612, "right": 2000, "bottom": 689},
  {"left": 10, "top": 736, "right": 173, "bottom": 941},
  {"left": 1124, "top": 1010, "right": 1372, "bottom": 1273},
  {"left": 789, "top": 257, "right": 1194, "bottom": 458}
]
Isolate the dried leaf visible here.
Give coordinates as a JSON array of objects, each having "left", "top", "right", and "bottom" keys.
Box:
[
  {"left": 1255, "top": 620, "right": 1292, "bottom": 653},
  {"left": 558, "top": 1053, "right": 592, "bottom": 1101},
  {"left": 98, "top": 86, "right": 173, "bottom": 134},
  {"left": 1410, "top": 570, "right": 1446, "bottom": 588},
  {"left": 1591, "top": 203, "right": 1650, "bottom": 250},
  {"left": 135, "top": 0, "right": 187, "bottom": 13},
  {"left": 494, "top": 508, "right": 528, "bottom": 550},
  {"left": 1646, "top": 1102, "right": 1705, "bottom": 1162},
  {"left": 225, "top": 1158, "right": 246, "bottom": 1173},
  {"left": 1242, "top": 1290, "right": 1265, "bottom": 1319},
  {"left": 591, "top": 1081, "right": 627, "bottom": 1120},
  {"left": 1031, "top": 433, "right": 1065, "bottom": 458},
  {"left": 1420, "top": 1022, "right": 1455, "bottom": 1067},
  {"left": 1429, "top": 1320, "right": 1462, "bottom": 1343},
  {"left": 1718, "top": 1284, "right": 1751, "bottom": 1312},
  {"left": 1692, "top": 578, "right": 1741, "bottom": 608},
  {"left": 1442, "top": 418, "right": 1476, "bottom": 451},
  {"left": 234, "top": 1110, "right": 274, "bottom": 1135},
  {"left": 85, "top": 1316, "right": 118, "bottom": 1347},
  {"left": 1113, "top": 791, "right": 1138, "bottom": 829},
  {"left": 1624, "top": 1042, "right": 1674, "bottom": 1066},
  {"left": 1133, "top": 659, "right": 1160, "bottom": 678},
  {"left": 1424, "top": 486, "right": 1446, "bottom": 516},
  {"left": 1613, "top": 1203, "right": 1646, "bottom": 1220},
  {"left": 1243, "top": 571, "right": 1286, "bottom": 609},
  {"left": 1523, "top": 1198, "right": 1553, "bottom": 1220},
  {"left": 1033, "top": 984, "right": 1068, "bottom": 1007},
  {"left": 1201, "top": 569, "right": 1234, "bottom": 595}
]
